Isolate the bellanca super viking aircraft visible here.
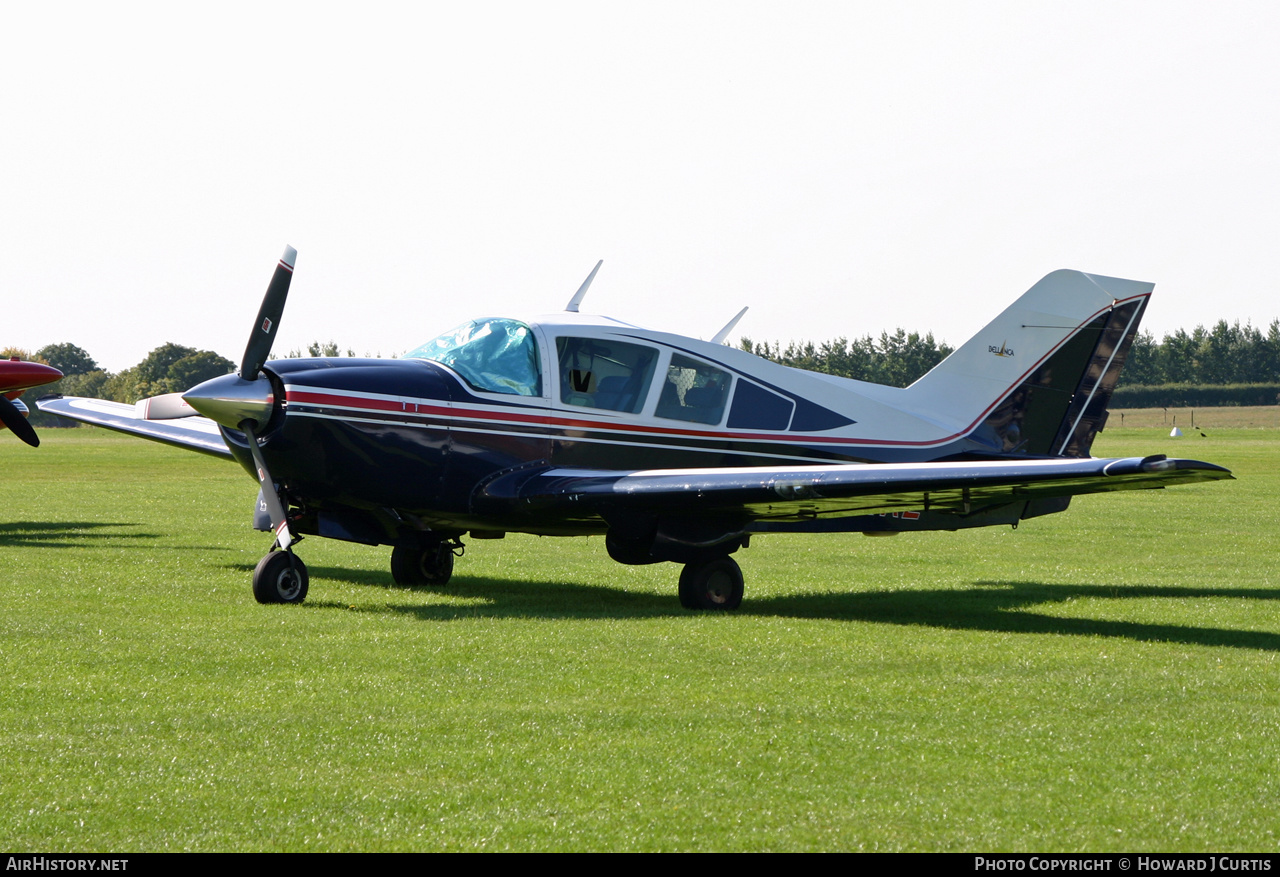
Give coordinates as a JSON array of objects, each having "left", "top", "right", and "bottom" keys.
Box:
[{"left": 39, "top": 247, "right": 1231, "bottom": 609}]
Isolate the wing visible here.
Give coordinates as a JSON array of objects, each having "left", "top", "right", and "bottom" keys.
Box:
[
  {"left": 36, "top": 395, "right": 233, "bottom": 459},
  {"left": 477, "top": 455, "right": 1232, "bottom": 523}
]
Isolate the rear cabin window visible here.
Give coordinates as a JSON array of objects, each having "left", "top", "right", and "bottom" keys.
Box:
[
  {"left": 655, "top": 353, "right": 732, "bottom": 425},
  {"left": 727, "top": 380, "right": 795, "bottom": 430},
  {"left": 404, "top": 318, "right": 542, "bottom": 396},
  {"left": 556, "top": 337, "right": 658, "bottom": 414}
]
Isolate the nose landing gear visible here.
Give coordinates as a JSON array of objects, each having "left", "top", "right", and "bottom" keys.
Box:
[{"left": 252, "top": 550, "right": 310, "bottom": 604}]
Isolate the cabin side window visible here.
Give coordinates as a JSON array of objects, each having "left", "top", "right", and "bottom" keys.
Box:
[
  {"left": 555, "top": 337, "right": 658, "bottom": 413},
  {"left": 726, "top": 380, "right": 795, "bottom": 430},
  {"left": 654, "top": 353, "right": 732, "bottom": 425},
  {"left": 404, "top": 318, "right": 542, "bottom": 396}
]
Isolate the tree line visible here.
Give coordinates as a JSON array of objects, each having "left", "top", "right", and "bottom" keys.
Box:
[
  {"left": 739, "top": 330, "right": 955, "bottom": 388},
  {"left": 2, "top": 342, "right": 235, "bottom": 427},
  {"left": 741, "top": 319, "right": 1280, "bottom": 389},
  {"left": 8, "top": 318, "right": 1280, "bottom": 427},
  {"left": 1121, "top": 321, "right": 1280, "bottom": 386},
  {"left": 6, "top": 341, "right": 361, "bottom": 427}
]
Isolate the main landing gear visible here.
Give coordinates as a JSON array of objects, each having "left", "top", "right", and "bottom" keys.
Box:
[
  {"left": 252, "top": 550, "right": 309, "bottom": 604},
  {"left": 390, "top": 539, "right": 458, "bottom": 587},
  {"left": 678, "top": 556, "right": 744, "bottom": 610}
]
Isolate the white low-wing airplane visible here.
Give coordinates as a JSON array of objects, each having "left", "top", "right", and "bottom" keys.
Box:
[{"left": 40, "top": 250, "right": 1231, "bottom": 608}]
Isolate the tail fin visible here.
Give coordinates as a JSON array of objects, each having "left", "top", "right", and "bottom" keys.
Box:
[{"left": 905, "top": 270, "right": 1151, "bottom": 457}]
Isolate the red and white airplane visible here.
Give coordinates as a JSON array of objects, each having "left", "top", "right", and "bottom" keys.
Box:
[
  {"left": 40, "top": 250, "right": 1231, "bottom": 609},
  {"left": 1, "top": 357, "right": 63, "bottom": 447}
]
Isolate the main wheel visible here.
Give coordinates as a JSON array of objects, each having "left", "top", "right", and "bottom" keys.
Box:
[
  {"left": 253, "top": 551, "right": 309, "bottom": 604},
  {"left": 391, "top": 541, "right": 455, "bottom": 587},
  {"left": 678, "top": 556, "right": 744, "bottom": 610}
]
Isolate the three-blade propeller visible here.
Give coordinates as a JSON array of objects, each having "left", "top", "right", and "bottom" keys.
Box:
[
  {"left": 238, "top": 246, "right": 296, "bottom": 551},
  {"left": 181, "top": 245, "right": 298, "bottom": 551}
]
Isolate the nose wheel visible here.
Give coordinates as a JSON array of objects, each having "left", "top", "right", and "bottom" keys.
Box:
[{"left": 252, "top": 551, "right": 310, "bottom": 604}]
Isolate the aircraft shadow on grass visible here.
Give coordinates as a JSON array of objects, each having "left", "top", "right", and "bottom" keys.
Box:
[
  {"left": 279, "top": 565, "right": 1280, "bottom": 652},
  {"left": 764, "top": 580, "right": 1280, "bottom": 653},
  {"left": 0, "top": 521, "right": 160, "bottom": 549}
]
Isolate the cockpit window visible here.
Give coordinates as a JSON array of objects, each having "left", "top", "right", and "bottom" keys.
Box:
[
  {"left": 556, "top": 337, "right": 658, "bottom": 413},
  {"left": 405, "top": 319, "right": 542, "bottom": 396},
  {"left": 654, "top": 353, "right": 732, "bottom": 425}
]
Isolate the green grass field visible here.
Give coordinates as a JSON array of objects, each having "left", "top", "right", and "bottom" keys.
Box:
[{"left": 1, "top": 424, "right": 1275, "bottom": 851}]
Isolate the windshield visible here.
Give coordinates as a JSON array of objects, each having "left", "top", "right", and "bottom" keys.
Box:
[{"left": 405, "top": 319, "right": 542, "bottom": 396}]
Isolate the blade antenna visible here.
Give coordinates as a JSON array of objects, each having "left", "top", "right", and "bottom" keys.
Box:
[
  {"left": 565, "top": 260, "right": 603, "bottom": 313},
  {"left": 710, "top": 306, "right": 749, "bottom": 345}
]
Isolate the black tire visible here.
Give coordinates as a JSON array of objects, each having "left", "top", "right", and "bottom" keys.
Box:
[
  {"left": 253, "top": 551, "right": 309, "bottom": 604},
  {"left": 391, "top": 542, "right": 455, "bottom": 587},
  {"left": 677, "top": 556, "right": 744, "bottom": 610}
]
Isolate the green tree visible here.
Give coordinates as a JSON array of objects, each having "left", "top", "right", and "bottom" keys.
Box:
[
  {"left": 168, "top": 351, "right": 234, "bottom": 390},
  {"left": 104, "top": 367, "right": 143, "bottom": 403},
  {"left": 1118, "top": 330, "right": 1161, "bottom": 386},
  {"left": 62, "top": 370, "right": 111, "bottom": 399},
  {"left": 0, "top": 346, "right": 37, "bottom": 362},
  {"left": 135, "top": 343, "right": 198, "bottom": 396},
  {"left": 34, "top": 343, "right": 97, "bottom": 376},
  {"left": 1158, "top": 328, "right": 1198, "bottom": 384},
  {"left": 278, "top": 341, "right": 356, "bottom": 358},
  {"left": 1262, "top": 320, "right": 1280, "bottom": 383}
]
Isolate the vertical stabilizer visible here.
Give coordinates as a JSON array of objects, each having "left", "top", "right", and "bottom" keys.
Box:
[{"left": 904, "top": 270, "right": 1152, "bottom": 457}]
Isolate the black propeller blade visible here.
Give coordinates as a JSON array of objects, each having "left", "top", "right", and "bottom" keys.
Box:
[
  {"left": 0, "top": 395, "right": 40, "bottom": 447},
  {"left": 240, "top": 245, "right": 297, "bottom": 379},
  {"left": 240, "top": 245, "right": 297, "bottom": 551}
]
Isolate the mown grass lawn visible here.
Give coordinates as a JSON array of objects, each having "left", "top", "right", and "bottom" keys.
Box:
[{"left": 0, "top": 426, "right": 1274, "bottom": 851}]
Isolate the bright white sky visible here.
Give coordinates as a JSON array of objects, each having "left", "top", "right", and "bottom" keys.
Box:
[{"left": 4, "top": 1, "right": 1278, "bottom": 373}]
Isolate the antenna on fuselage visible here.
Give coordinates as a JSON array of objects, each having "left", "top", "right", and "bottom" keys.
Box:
[
  {"left": 565, "top": 260, "right": 603, "bottom": 313},
  {"left": 710, "top": 306, "right": 749, "bottom": 345}
]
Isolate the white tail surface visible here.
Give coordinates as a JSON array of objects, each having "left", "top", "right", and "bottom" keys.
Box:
[{"left": 898, "top": 270, "right": 1153, "bottom": 434}]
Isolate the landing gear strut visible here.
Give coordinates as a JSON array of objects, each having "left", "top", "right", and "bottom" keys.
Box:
[
  {"left": 391, "top": 540, "right": 456, "bottom": 587},
  {"left": 678, "top": 556, "right": 744, "bottom": 610},
  {"left": 252, "top": 551, "right": 310, "bottom": 604}
]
